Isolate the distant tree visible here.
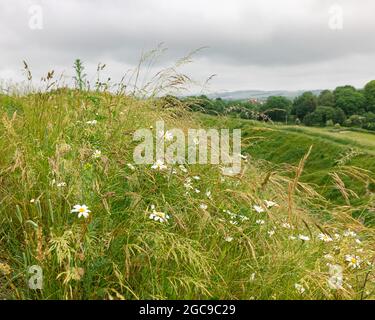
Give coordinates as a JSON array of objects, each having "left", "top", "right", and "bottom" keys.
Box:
[
  {"left": 260, "top": 96, "right": 291, "bottom": 122},
  {"left": 364, "top": 80, "right": 375, "bottom": 112},
  {"left": 303, "top": 106, "right": 346, "bottom": 126},
  {"left": 291, "top": 92, "right": 318, "bottom": 120},
  {"left": 334, "top": 86, "right": 365, "bottom": 116},
  {"left": 318, "top": 90, "right": 335, "bottom": 107}
]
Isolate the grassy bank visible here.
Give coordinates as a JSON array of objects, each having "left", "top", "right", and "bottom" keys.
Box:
[{"left": 0, "top": 91, "right": 374, "bottom": 300}]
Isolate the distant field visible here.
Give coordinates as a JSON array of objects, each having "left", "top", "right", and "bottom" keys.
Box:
[{"left": 278, "top": 126, "right": 375, "bottom": 155}]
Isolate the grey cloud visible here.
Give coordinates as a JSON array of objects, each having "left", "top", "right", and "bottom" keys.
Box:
[{"left": 1, "top": 0, "right": 375, "bottom": 91}]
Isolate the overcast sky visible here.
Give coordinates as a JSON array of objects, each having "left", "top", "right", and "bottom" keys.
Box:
[{"left": 1, "top": 0, "right": 375, "bottom": 93}]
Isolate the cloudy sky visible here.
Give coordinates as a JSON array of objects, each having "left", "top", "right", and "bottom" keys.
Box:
[{"left": 1, "top": 0, "right": 375, "bottom": 93}]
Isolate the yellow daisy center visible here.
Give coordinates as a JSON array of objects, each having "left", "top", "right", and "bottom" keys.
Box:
[{"left": 79, "top": 208, "right": 85, "bottom": 213}]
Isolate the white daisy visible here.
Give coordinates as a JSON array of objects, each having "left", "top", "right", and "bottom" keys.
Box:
[
  {"left": 86, "top": 120, "right": 97, "bottom": 125},
  {"left": 151, "top": 159, "right": 167, "bottom": 171},
  {"left": 56, "top": 182, "right": 66, "bottom": 187},
  {"left": 345, "top": 255, "right": 361, "bottom": 269},
  {"left": 298, "top": 234, "right": 310, "bottom": 241},
  {"left": 294, "top": 283, "right": 305, "bottom": 294},
  {"left": 206, "top": 190, "right": 212, "bottom": 199},
  {"left": 268, "top": 230, "right": 275, "bottom": 237},
  {"left": 224, "top": 236, "right": 233, "bottom": 242},
  {"left": 92, "top": 150, "right": 102, "bottom": 159},
  {"left": 264, "top": 200, "right": 278, "bottom": 208},
  {"left": 281, "top": 222, "right": 292, "bottom": 229},
  {"left": 256, "top": 219, "right": 265, "bottom": 225},
  {"left": 199, "top": 204, "right": 208, "bottom": 210},
  {"left": 192, "top": 176, "right": 201, "bottom": 180},
  {"left": 253, "top": 205, "right": 265, "bottom": 214},
  {"left": 149, "top": 206, "right": 170, "bottom": 223},
  {"left": 318, "top": 233, "right": 333, "bottom": 242},
  {"left": 71, "top": 204, "right": 91, "bottom": 219},
  {"left": 343, "top": 230, "right": 357, "bottom": 238}
]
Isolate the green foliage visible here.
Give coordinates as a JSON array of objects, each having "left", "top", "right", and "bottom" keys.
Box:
[
  {"left": 364, "top": 80, "right": 375, "bottom": 112},
  {"left": 292, "top": 92, "right": 317, "bottom": 120},
  {"left": 260, "top": 96, "right": 291, "bottom": 122},
  {"left": 73, "top": 59, "right": 87, "bottom": 91},
  {"left": 318, "top": 90, "right": 335, "bottom": 107},
  {"left": 334, "top": 86, "right": 365, "bottom": 116}
]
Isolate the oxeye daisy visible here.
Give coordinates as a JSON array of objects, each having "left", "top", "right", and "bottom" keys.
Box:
[
  {"left": 294, "top": 283, "right": 305, "bottom": 294},
  {"left": 151, "top": 159, "right": 167, "bottom": 171},
  {"left": 318, "top": 233, "right": 333, "bottom": 242},
  {"left": 92, "top": 150, "right": 102, "bottom": 159},
  {"left": 253, "top": 205, "right": 265, "bottom": 213},
  {"left": 345, "top": 254, "right": 361, "bottom": 269},
  {"left": 86, "top": 120, "right": 97, "bottom": 125},
  {"left": 149, "top": 207, "right": 170, "bottom": 223},
  {"left": 298, "top": 234, "right": 310, "bottom": 241},
  {"left": 71, "top": 204, "right": 91, "bottom": 219},
  {"left": 264, "top": 200, "right": 278, "bottom": 208},
  {"left": 199, "top": 203, "right": 208, "bottom": 210},
  {"left": 224, "top": 236, "right": 233, "bottom": 242},
  {"left": 256, "top": 219, "right": 265, "bottom": 225},
  {"left": 127, "top": 163, "right": 136, "bottom": 171}
]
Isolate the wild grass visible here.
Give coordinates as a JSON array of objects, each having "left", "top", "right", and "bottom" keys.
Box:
[{"left": 0, "top": 59, "right": 374, "bottom": 300}]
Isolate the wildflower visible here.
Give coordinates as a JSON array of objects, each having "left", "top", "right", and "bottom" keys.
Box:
[
  {"left": 164, "top": 130, "right": 174, "bottom": 142},
  {"left": 71, "top": 204, "right": 91, "bottom": 219},
  {"left": 127, "top": 163, "right": 136, "bottom": 171},
  {"left": 289, "top": 236, "right": 297, "bottom": 240},
  {"left": 250, "top": 272, "right": 256, "bottom": 281},
  {"left": 192, "top": 176, "right": 200, "bottom": 180},
  {"left": 268, "top": 230, "right": 275, "bottom": 237},
  {"left": 184, "top": 178, "right": 193, "bottom": 190},
  {"left": 0, "top": 262, "right": 11, "bottom": 275},
  {"left": 343, "top": 230, "right": 357, "bottom": 238},
  {"left": 355, "top": 239, "right": 362, "bottom": 245},
  {"left": 294, "top": 283, "right": 305, "bottom": 294},
  {"left": 224, "top": 236, "right": 233, "bottom": 242},
  {"left": 92, "top": 150, "right": 102, "bottom": 159},
  {"left": 264, "top": 200, "right": 278, "bottom": 208},
  {"left": 281, "top": 222, "right": 292, "bottom": 229},
  {"left": 194, "top": 189, "right": 200, "bottom": 194},
  {"left": 149, "top": 206, "right": 170, "bottom": 223},
  {"left": 179, "top": 165, "right": 188, "bottom": 173},
  {"left": 200, "top": 204, "right": 208, "bottom": 210},
  {"left": 327, "top": 264, "right": 343, "bottom": 290},
  {"left": 30, "top": 199, "right": 36, "bottom": 204},
  {"left": 206, "top": 190, "right": 212, "bottom": 199},
  {"left": 334, "top": 233, "right": 341, "bottom": 240},
  {"left": 318, "top": 233, "right": 333, "bottom": 242},
  {"left": 86, "top": 120, "right": 97, "bottom": 125},
  {"left": 56, "top": 182, "right": 67, "bottom": 188},
  {"left": 253, "top": 205, "right": 265, "bottom": 214},
  {"left": 256, "top": 219, "right": 265, "bottom": 225},
  {"left": 345, "top": 255, "right": 361, "bottom": 269},
  {"left": 151, "top": 159, "right": 167, "bottom": 171},
  {"left": 298, "top": 234, "right": 310, "bottom": 241}
]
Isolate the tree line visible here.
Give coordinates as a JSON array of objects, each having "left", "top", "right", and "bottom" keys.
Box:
[{"left": 184, "top": 80, "right": 375, "bottom": 131}]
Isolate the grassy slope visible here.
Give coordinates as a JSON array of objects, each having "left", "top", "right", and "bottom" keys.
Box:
[
  {"left": 0, "top": 92, "right": 374, "bottom": 300},
  {"left": 199, "top": 115, "right": 375, "bottom": 210}
]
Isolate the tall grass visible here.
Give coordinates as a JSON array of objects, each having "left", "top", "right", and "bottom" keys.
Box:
[{"left": 0, "top": 58, "right": 374, "bottom": 300}]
